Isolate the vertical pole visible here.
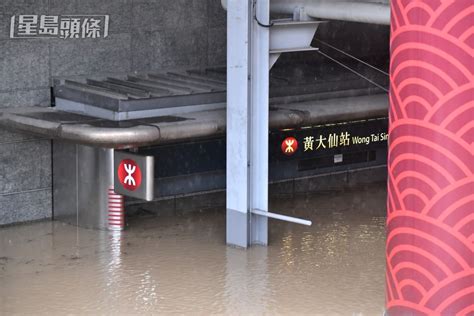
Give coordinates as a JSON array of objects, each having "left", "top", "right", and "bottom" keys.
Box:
[
  {"left": 53, "top": 143, "right": 116, "bottom": 231},
  {"left": 387, "top": 1, "right": 473, "bottom": 314},
  {"left": 250, "top": 0, "right": 270, "bottom": 245},
  {"left": 226, "top": 0, "right": 251, "bottom": 248},
  {"left": 227, "top": 0, "right": 270, "bottom": 247}
]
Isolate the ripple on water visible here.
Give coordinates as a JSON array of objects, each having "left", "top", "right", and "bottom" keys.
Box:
[{"left": 0, "top": 184, "right": 386, "bottom": 315}]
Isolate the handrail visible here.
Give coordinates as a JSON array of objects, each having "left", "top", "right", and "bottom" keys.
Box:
[{"left": 0, "top": 93, "right": 388, "bottom": 148}]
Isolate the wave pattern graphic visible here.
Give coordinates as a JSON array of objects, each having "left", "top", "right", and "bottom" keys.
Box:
[{"left": 387, "top": 1, "right": 474, "bottom": 315}]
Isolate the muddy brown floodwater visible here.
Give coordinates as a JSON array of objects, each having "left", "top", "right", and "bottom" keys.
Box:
[{"left": 0, "top": 183, "right": 386, "bottom": 315}]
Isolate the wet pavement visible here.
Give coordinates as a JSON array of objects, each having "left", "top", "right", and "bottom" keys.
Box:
[{"left": 0, "top": 183, "right": 386, "bottom": 315}]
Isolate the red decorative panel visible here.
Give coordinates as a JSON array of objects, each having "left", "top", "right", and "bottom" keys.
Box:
[{"left": 387, "top": 0, "right": 474, "bottom": 315}]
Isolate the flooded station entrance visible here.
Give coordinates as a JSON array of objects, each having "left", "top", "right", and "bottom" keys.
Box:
[{"left": 0, "top": 182, "right": 386, "bottom": 314}]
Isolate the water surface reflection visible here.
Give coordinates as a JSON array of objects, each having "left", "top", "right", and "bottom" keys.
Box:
[{"left": 0, "top": 184, "right": 386, "bottom": 315}]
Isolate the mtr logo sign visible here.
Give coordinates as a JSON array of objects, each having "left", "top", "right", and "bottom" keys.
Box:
[
  {"left": 281, "top": 137, "right": 298, "bottom": 156},
  {"left": 117, "top": 159, "right": 142, "bottom": 191},
  {"left": 114, "top": 151, "right": 154, "bottom": 201}
]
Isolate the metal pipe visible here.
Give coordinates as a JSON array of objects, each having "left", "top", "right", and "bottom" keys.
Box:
[
  {"left": 221, "top": 0, "right": 390, "bottom": 25},
  {"left": 252, "top": 209, "right": 312, "bottom": 226},
  {"left": 0, "top": 93, "right": 388, "bottom": 148}
]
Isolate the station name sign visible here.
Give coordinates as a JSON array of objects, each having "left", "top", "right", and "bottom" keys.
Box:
[
  {"left": 273, "top": 118, "right": 389, "bottom": 159},
  {"left": 296, "top": 131, "right": 388, "bottom": 154},
  {"left": 10, "top": 15, "right": 109, "bottom": 39}
]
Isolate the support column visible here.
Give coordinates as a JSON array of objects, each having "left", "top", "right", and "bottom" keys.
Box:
[
  {"left": 53, "top": 142, "right": 122, "bottom": 231},
  {"left": 226, "top": 0, "right": 270, "bottom": 247},
  {"left": 387, "top": 1, "right": 473, "bottom": 315},
  {"left": 250, "top": 0, "right": 270, "bottom": 245}
]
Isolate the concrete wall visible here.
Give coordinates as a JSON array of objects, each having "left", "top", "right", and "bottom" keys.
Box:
[
  {"left": 0, "top": 1, "right": 389, "bottom": 226},
  {"left": 0, "top": 0, "right": 226, "bottom": 225}
]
